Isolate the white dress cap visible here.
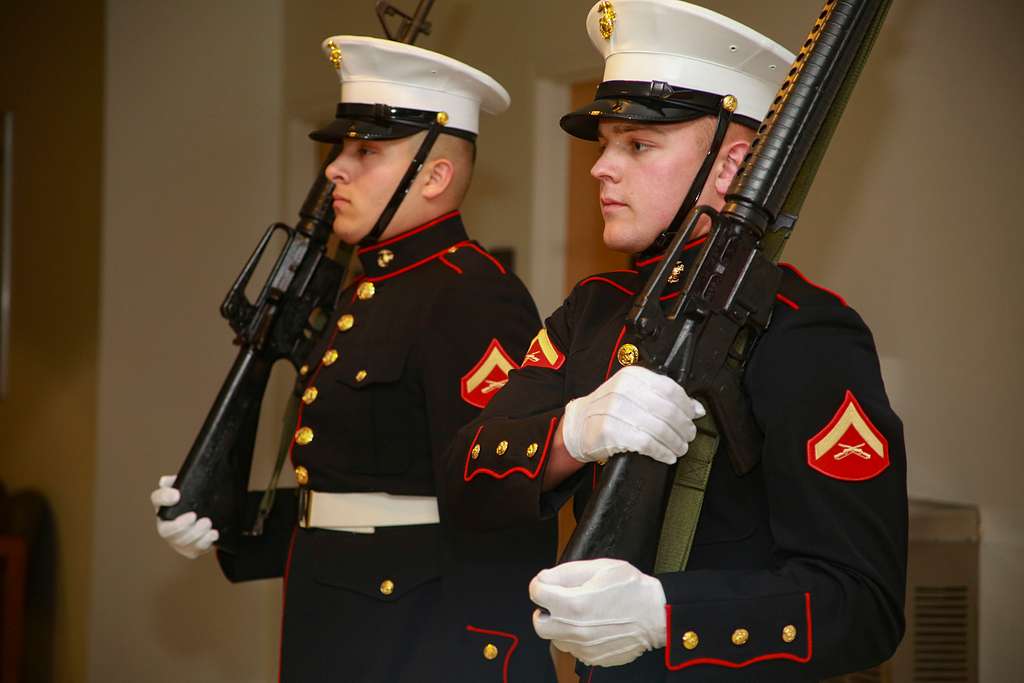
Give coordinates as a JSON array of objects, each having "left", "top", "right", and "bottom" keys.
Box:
[
  {"left": 320, "top": 35, "right": 510, "bottom": 136},
  {"left": 586, "top": 0, "right": 794, "bottom": 122}
]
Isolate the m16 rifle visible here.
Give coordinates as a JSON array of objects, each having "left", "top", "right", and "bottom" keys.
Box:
[
  {"left": 157, "top": 0, "right": 440, "bottom": 552},
  {"left": 560, "top": 0, "right": 893, "bottom": 573}
]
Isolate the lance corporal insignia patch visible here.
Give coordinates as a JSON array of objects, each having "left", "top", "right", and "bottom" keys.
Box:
[
  {"left": 521, "top": 328, "right": 565, "bottom": 371},
  {"left": 807, "top": 390, "right": 889, "bottom": 481},
  {"left": 461, "top": 339, "right": 517, "bottom": 408}
]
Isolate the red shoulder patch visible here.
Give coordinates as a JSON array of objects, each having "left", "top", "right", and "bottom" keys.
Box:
[
  {"left": 807, "top": 390, "right": 889, "bottom": 481},
  {"left": 461, "top": 339, "right": 517, "bottom": 408},
  {"left": 521, "top": 328, "right": 565, "bottom": 371}
]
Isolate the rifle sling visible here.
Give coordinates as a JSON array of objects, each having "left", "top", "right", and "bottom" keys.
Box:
[
  {"left": 654, "top": 308, "right": 757, "bottom": 572},
  {"left": 249, "top": 392, "right": 300, "bottom": 536},
  {"left": 654, "top": 415, "right": 719, "bottom": 573}
]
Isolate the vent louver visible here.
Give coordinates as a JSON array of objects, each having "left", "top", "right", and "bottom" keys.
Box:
[{"left": 913, "top": 585, "right": 969, "bottom": 682}]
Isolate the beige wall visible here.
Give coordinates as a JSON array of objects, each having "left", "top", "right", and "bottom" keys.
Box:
[
  {"left": 88, "top": 1, "right": 285, "bottom": 680},
  {"left": 0, "top": 1, "right": 104, "bottom": 679}
]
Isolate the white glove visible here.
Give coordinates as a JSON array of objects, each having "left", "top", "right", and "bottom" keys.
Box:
[
  {"left": 561, "top": 365, "right": 704, "bottom": 465},
  {"left": 530, "top": 558, "right": 667, "bottom": 667},
  {"left": 150, "top": 475, "right": 219, "bottom": 559}
]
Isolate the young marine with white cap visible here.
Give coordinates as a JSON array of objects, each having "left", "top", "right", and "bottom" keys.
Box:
[
  {"left": 150, "top": 36, "right": 558, "bottom": 682},
  {"left": 445, "top": 1, "right": 907, "bottom": 680}
]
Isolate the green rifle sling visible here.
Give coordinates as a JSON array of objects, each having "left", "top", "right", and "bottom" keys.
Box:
[{"left": 654, "top": 415, "right": 720, "bottom": 573}]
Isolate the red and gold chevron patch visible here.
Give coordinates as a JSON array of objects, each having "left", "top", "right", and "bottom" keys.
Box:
[
  {"left": 461, "top": 339, "right": 517, "bottom": 408},
  {"left": 807, "top": 390, "right": 889, "bottom": 481},
  {"left": 521, "top": 328, "right": 565, "bottom": 371}
]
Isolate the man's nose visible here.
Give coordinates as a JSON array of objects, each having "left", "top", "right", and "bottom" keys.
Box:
[
  {"left": 325, "top": 152, "right": 350, "bottom": 184},
  {"left": 590, "top": 150, "right": 618, "bottom": 183}
]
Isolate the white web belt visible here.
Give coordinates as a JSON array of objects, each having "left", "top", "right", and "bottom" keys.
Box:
[{"left": 298, "top": 490, "right": 440, "bottom": 534}]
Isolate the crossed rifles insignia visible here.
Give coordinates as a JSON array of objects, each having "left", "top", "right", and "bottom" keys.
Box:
[
  {"left": 521, "top": 328, "right": 565, "bottom": 371},
  {"left": 461, "top": 339, "right": 517, "bottom": 409},
  {"left": 806, "top": 390, "right": 889, "bottom": 481}
]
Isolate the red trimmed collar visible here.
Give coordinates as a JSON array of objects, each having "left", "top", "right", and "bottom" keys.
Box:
[
  {"left": 356, "top": 210, "right": 467, "bottom": 278},
  {"left": 634, "top": 235, "right": 708, "bottom": 280}
]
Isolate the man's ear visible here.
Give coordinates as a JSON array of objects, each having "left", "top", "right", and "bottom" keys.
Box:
[
  {"left": 421, "top": 157, "right": 455, "bottom": 200},
  {"left": 713, "top": 139, "right": 750, "bottom": 197}
]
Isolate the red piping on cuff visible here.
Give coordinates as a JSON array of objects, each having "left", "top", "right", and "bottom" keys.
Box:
[
  {"left": 463, "top": 416, "right": 559, "bottom": 481},
  {"left": 779, "top": 263, "right": 847, "bottom": 307},
  {"left": 664, "top": 593, "right": 813, "bottom": 671},
  {"left": 466, "top": 625, "right": 519, "bottom": 683},
  {"left": 358, "top": 210, "right": 460, "bottom": 252}
]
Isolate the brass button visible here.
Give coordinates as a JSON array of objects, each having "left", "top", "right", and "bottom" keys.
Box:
[
  {"left": 782, "top": 624, "right": 797, "bottom": 643},
  {"left": 294, "top": 466, "right": 309, "bottom": 486},
  {"left": 302, "top": 387, "right": 318, "bottom": 405},
  {"left": 496, "top": 440, "right": 508, "bottom": 456},
  {"left": 731, "top": 628, "right": 749, "bottom": 646},
  {"left": 337, "top": 314, "right": 355, "bottom": 332},
  {"left": 471, "top": 444, "right": 481, "bottom": 459},
  {"left": 667, "top": 261, "right": 685, "bottom": 283},
  {"left": 617, "top": 343, "right": 639, "bottom": 366},
  {"left": 357, "top": 281, "right": 375, "bottom": 300},
  {"left": 483, "top": 643, "right": 499, "bottom": 660},
  {"left": 597, "top": 458, "right": 608, "bottom": 466},
  {"left": 682, "top": 631, "right": 699, "bottom": 650},
  {"left": 295, "top": 426, "right": 314, "bottom": 446},
  {"left": 379, "top": 579, "right": 395, "bottom": 595},
  {"left": 447, "top": 246, "right": 458, "bottom": 254},
  {"left": 322, "top": 349, "right": 339, "bottom": 366},
  {"left": 355, "top": 370, "right": 367, "bottom": 383},
  {"left": 299, "top": 364, "right": 309, "bottom": 376},
  {"left": 376, "top": 249, "right": 395, "bottom": 269},
  {"left": 526, "top": 442, "right": 538, "bottom": 458}
]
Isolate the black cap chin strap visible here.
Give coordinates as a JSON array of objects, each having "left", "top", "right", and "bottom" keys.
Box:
[
  {"left": 358, "top": 118, "right": 446, "bottom": 247},
  {"left": 637, "top": 95, "right": 736, "bottom": 260}
]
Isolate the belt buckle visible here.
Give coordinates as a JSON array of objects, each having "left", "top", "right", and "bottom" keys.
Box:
[{"left": 298, "top": 488, "right": 313, "bottom": 528}]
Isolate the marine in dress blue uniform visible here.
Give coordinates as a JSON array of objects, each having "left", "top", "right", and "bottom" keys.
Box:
[
  {"left": 445, "top": 2, "right": 908, "bottom": 681},
  {"left": 155, "top": 36, "right": 558, "bottom": 683}
]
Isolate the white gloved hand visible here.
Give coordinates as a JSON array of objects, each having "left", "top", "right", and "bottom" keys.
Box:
[
  {"left": 561, "top": 365, "right": 704, "bottom": 465},
  {"left": 150, "top": 475, "right": 219, "bottom": 559},
  {"left": 530, "top": 558, "right": 667, "bottom": 667}
]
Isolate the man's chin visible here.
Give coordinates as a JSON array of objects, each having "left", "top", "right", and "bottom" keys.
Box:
[
  {"left": 602, "top": 220, "right": 650, "bottom": 255},
  {"left": 332, "top": 219, "right": 371, "bottom": 246}
]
